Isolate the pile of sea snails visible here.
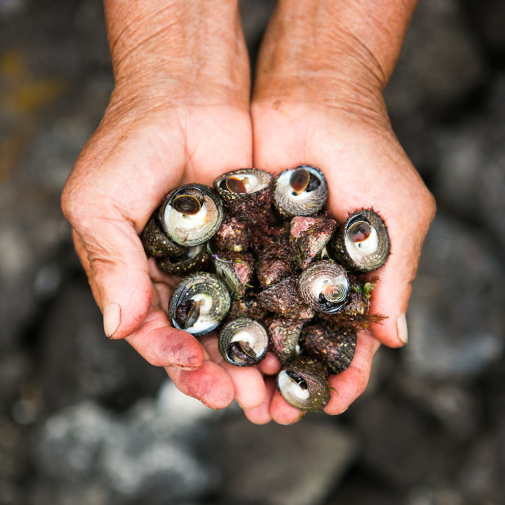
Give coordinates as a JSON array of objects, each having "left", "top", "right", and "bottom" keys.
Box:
[{"left": 141, "top": 166, "right": 390, "bottom": 412}]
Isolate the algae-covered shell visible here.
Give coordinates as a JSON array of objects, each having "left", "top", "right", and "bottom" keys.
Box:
[
  {"left": 209, "top": 247, "right": 254, "bottom": 299},
  {"left": 219, "top": 318, "right": 269, "bottom": 366},
  {"left": 141, "top": 214, "right": 187, "bottom": 258},
  {"left": 297, "top": 260, "right": 349, "bottom": 314},
  {"left": 273, "top": 165, "right": 328, "bottom": 218},
  {"left": 169, "top": 272, "right": 231, "bottom": 336},
  {"left": 277, "top": 357, "right": 330, "bottom": 412},
  {"left": 156, "top": 244, "right": 208, "bottom": 275},
  {"left": 160, "top": 184, "right": 223, "bottom": 247},
  {"left": 331, "top": 209, "right": 390, "bottom": 272},
  {"left": 267, "top": 318, "right": 305, "bottom": 364},
  {"left": 299, "top": 323, "right": 357, "bottom": 375},
  {"left": 213, "top": 168, "right": 273, "bottom": 222}
]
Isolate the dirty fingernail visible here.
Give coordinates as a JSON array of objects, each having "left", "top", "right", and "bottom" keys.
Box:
[
  {"left": 396, "top": 313, "right": 408, "bottom": 345},
  {"left": 104, "top": 303, "right": 121, "bottom": 337}
]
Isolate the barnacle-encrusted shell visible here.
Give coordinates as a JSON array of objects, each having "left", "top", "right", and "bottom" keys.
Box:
[
  {"left": 160, "top": 184, "right": 223, "bottom": 247},
  {"left": 299, "top": 323, "right": 357, "bottom": 375},
  {"left": 290, "top": 216, "right": 337, "bottom": 269},
  {"left": 141, "top": 214, "right": 187, "bottom": 258},
  {"left": 213, "top": 168, "right": 273, "bottom": 222},
  {"left": 219, "top": 318, "right": 269, "bottom": 366},
  {"left": 273, "top": 165, "right": 328, "bottom": 218},
  {"left": 268, "top": 318, "right": 305, "bottom": 364},
  {"left": 212, "top": 215, "right": 250, "bottom": 253},
  {"left": 209, "top": 249, "right": 254, "bottom": 299},
  {"left": 169, "top": 272, "right": 231, "bottom": 336},
  {"left": 156, "top": 244, "right": 208, "bottom": 275},
  {"left": 257, "top": 276, "right": 315, "bottom": 320},
  {"left": 277, "top": 357, "right": 330, "bottom": 412},
  {"left": 297, "top": 260, "right": 349, "bottom": 314},
  {"left": 331, "top": 209, "right": 390, "bottom": 272}
]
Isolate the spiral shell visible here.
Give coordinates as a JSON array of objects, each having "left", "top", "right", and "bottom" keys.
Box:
[
  {"left": 169, "top": 273, "right": 231, "bottom": 336},
  {"left": 141, "top": 214, "right": 187, "bottom": 258},
  {"left": 277, "top": 357, "right": 330, "bottom": 412},
  {"left": 219, "top": 318, "right": 269, "bottom": 366},
  {"left": 273, "top": 165, "right": 328, "bottom": 218},
  {"left": 297, "top": 260, "right": 349, "bottom": 314},
  {"left": 330, "top": 209, "right": 390, "bottom": 272},
  {"left": 213, "top": 168, "right": 273, "bottom": 222},
  {"left": 160, "top": 184, "right": 223, "bottom": 247},
  {"left": 156, "top": 244, "right": 208, "bottom": 275}
]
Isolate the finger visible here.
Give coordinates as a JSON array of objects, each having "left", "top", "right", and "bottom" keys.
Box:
[
  {"left": 270, "top": 389, "right": 304, "bottom": 425},
  {"left": 125, "top": 308, "right": 205, "bottom": 369},
  {"left": 324, "top": 331, "right": 381, "bottom": 415},
  {"left": 201, "top": 335, "right": 267, "bottom": 410},
  {"left": 165, "top": 360, "right": 234, "bottom": 410},
  {"left": 70, "top": 216, "right": 153, "bottom": 339},
  {"left": 244, "top": 377, "right": 276, "bottom": 425},
  {"left": 258, "top": 352, "right": 282, "bottom": 375}
]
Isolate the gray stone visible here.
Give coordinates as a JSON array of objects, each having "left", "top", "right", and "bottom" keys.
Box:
[
  {"left": 432, "top": 74, "right": 505, "bottom": 251},
  {"left": 220, "top": 416, "right": 358, "bottom": 505},
  {"left": 404, "top": 213, "right": 505, "bottom": 380}
]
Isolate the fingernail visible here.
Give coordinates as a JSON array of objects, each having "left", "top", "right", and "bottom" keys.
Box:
[
  {"left": 103, "top": 304, "right": 121, "bottom": 337},
  {"left": 396, "top": 313, "right": 408, "bottom": 345}
]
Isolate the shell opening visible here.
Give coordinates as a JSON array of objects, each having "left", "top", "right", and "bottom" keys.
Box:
[
  {"left": 278, "top": 370, "right": 310, "bottom": 401},
  {"left": 345, "top": 219, "right": 379, "bottom": 258},
  {"left": 220, "top": 173, "right": 265, "bottom": 194},
  {"left": 172, "top": 194, "right": 202, "bottom": 215}
]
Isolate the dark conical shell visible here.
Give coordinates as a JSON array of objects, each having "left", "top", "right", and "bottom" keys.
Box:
[
  {"left": 290, "top": 216, "right": 337, "bottom": 269},
  {"left": 277, "top": 356, "right": 330, "bottom": 412},
  {"left": 299, "top": 323, "right": 357, "bottom": 375},
  {"left": 156, "top": 244, "right": 209, "bottom": 275},
  {"left": 141, "top": 214, "right": 187, "bottom": 258},
  {"left": 169, "top": 272, "right": 231, "bottom": 336},
  {"left": 297, "top": 260, "right": 349, "bottom": 314},
  {"left": 330, "top": 209, "right": 390, "bottom": 272},
  {"left": 211, "top": 215, "right": 250, "bottom": 253},
  {"left": 159, "top": 184, "right": 223, "bottom": 247},
  {"left": 267, "top": 317, "right": 305, "bottom": 364},
  {"left": 209, "top": 249, "right": 254, "bottom": 299},
  {"left": 273, "top": 165, "right": 328, "bottom": 218},
  {"left": 219, "top": 318, "right": 269, "bottom": 366},
  {"left": 213, "top": 168, "right": 273, "bottom": 223},
  {"left": 256, "top": 277, "right": 315, "bottom": 320}
]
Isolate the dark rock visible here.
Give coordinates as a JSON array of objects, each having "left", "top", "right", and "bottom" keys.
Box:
[{"left": 405, "top": 214, "right": 505, "bottom": 380}]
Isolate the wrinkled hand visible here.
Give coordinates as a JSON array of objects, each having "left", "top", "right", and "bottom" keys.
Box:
[
  {"left": 242, "top": 0, "right": 436, "bottom": 424},
  {"left": 61, "top": 0, "right": 276, "bottom": 411}
]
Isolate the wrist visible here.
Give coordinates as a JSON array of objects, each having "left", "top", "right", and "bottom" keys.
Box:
[
  {"left": 105, "top": 0, "right": 249, "bottom": 107},
  {"left": 254, "top": 0, "right": 417, "bottom": 111}
]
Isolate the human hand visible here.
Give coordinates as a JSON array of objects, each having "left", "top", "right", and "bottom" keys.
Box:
[
  {"left": 244, "top": 0, "right": 436, "bottom": 424},
  {"left": 61, "top": 0, "right": 272, "bottom": 411}
]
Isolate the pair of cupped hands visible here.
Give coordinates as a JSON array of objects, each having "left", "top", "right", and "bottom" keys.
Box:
[{"left": 61, "top": 1, "right": 435, "bottom": 424}]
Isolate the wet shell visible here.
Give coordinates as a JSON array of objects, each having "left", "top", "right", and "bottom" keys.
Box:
[
  {"left": 290, "top": 216, "right": 337, "bottom": 269},
  {"left": 212, "top": 215, "right": 250, "bottom": 253},
  {"left": 277, "top": 356, "right": 330, "bottom": 412},
  {"left": 160, "top": 184, "right": 223, "bottom": 247},
  {"left": 169, "top": 272, "right": 231, "bottom": 336},
  {"left": 297, "top": 260, "right": 349, "bottom": 314},
  {"left": 331, "top": 209, "right": 390, "bottom": 272},
  {"left": 299, "top": 323, "right": 357, "bottom": 375},
  {"left": 141, "top": 214, "right": 187, "bottom": 258},
  {"left": 213, "top": 168, "right": 273, "bottom": 222},
  {"left": 219, "top": 318, "right": 269, "bottom": 366},
  {"left": 209, "top": 249, "right": 254, "bottom": 299},
  {"left": 273, "top": 165, "right": 328, "bottom": 218},
  {"left": 267, "top": 318, "right": 305, "bottom": 364},
  {"left": 256, "top": 276, "right": 315, "bottom": 320},
  {"left": 156, "top": 244, "right": 208, "bottom": 275}
]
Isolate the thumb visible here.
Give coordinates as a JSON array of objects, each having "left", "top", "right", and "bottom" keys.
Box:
[{"left": 71, "top": 216, "right": 152, "bottom": 339}]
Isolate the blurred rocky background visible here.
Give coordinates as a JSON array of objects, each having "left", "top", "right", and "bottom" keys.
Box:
[{"left": 0, "top": 0, "right": 504, "bottom": 504}]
